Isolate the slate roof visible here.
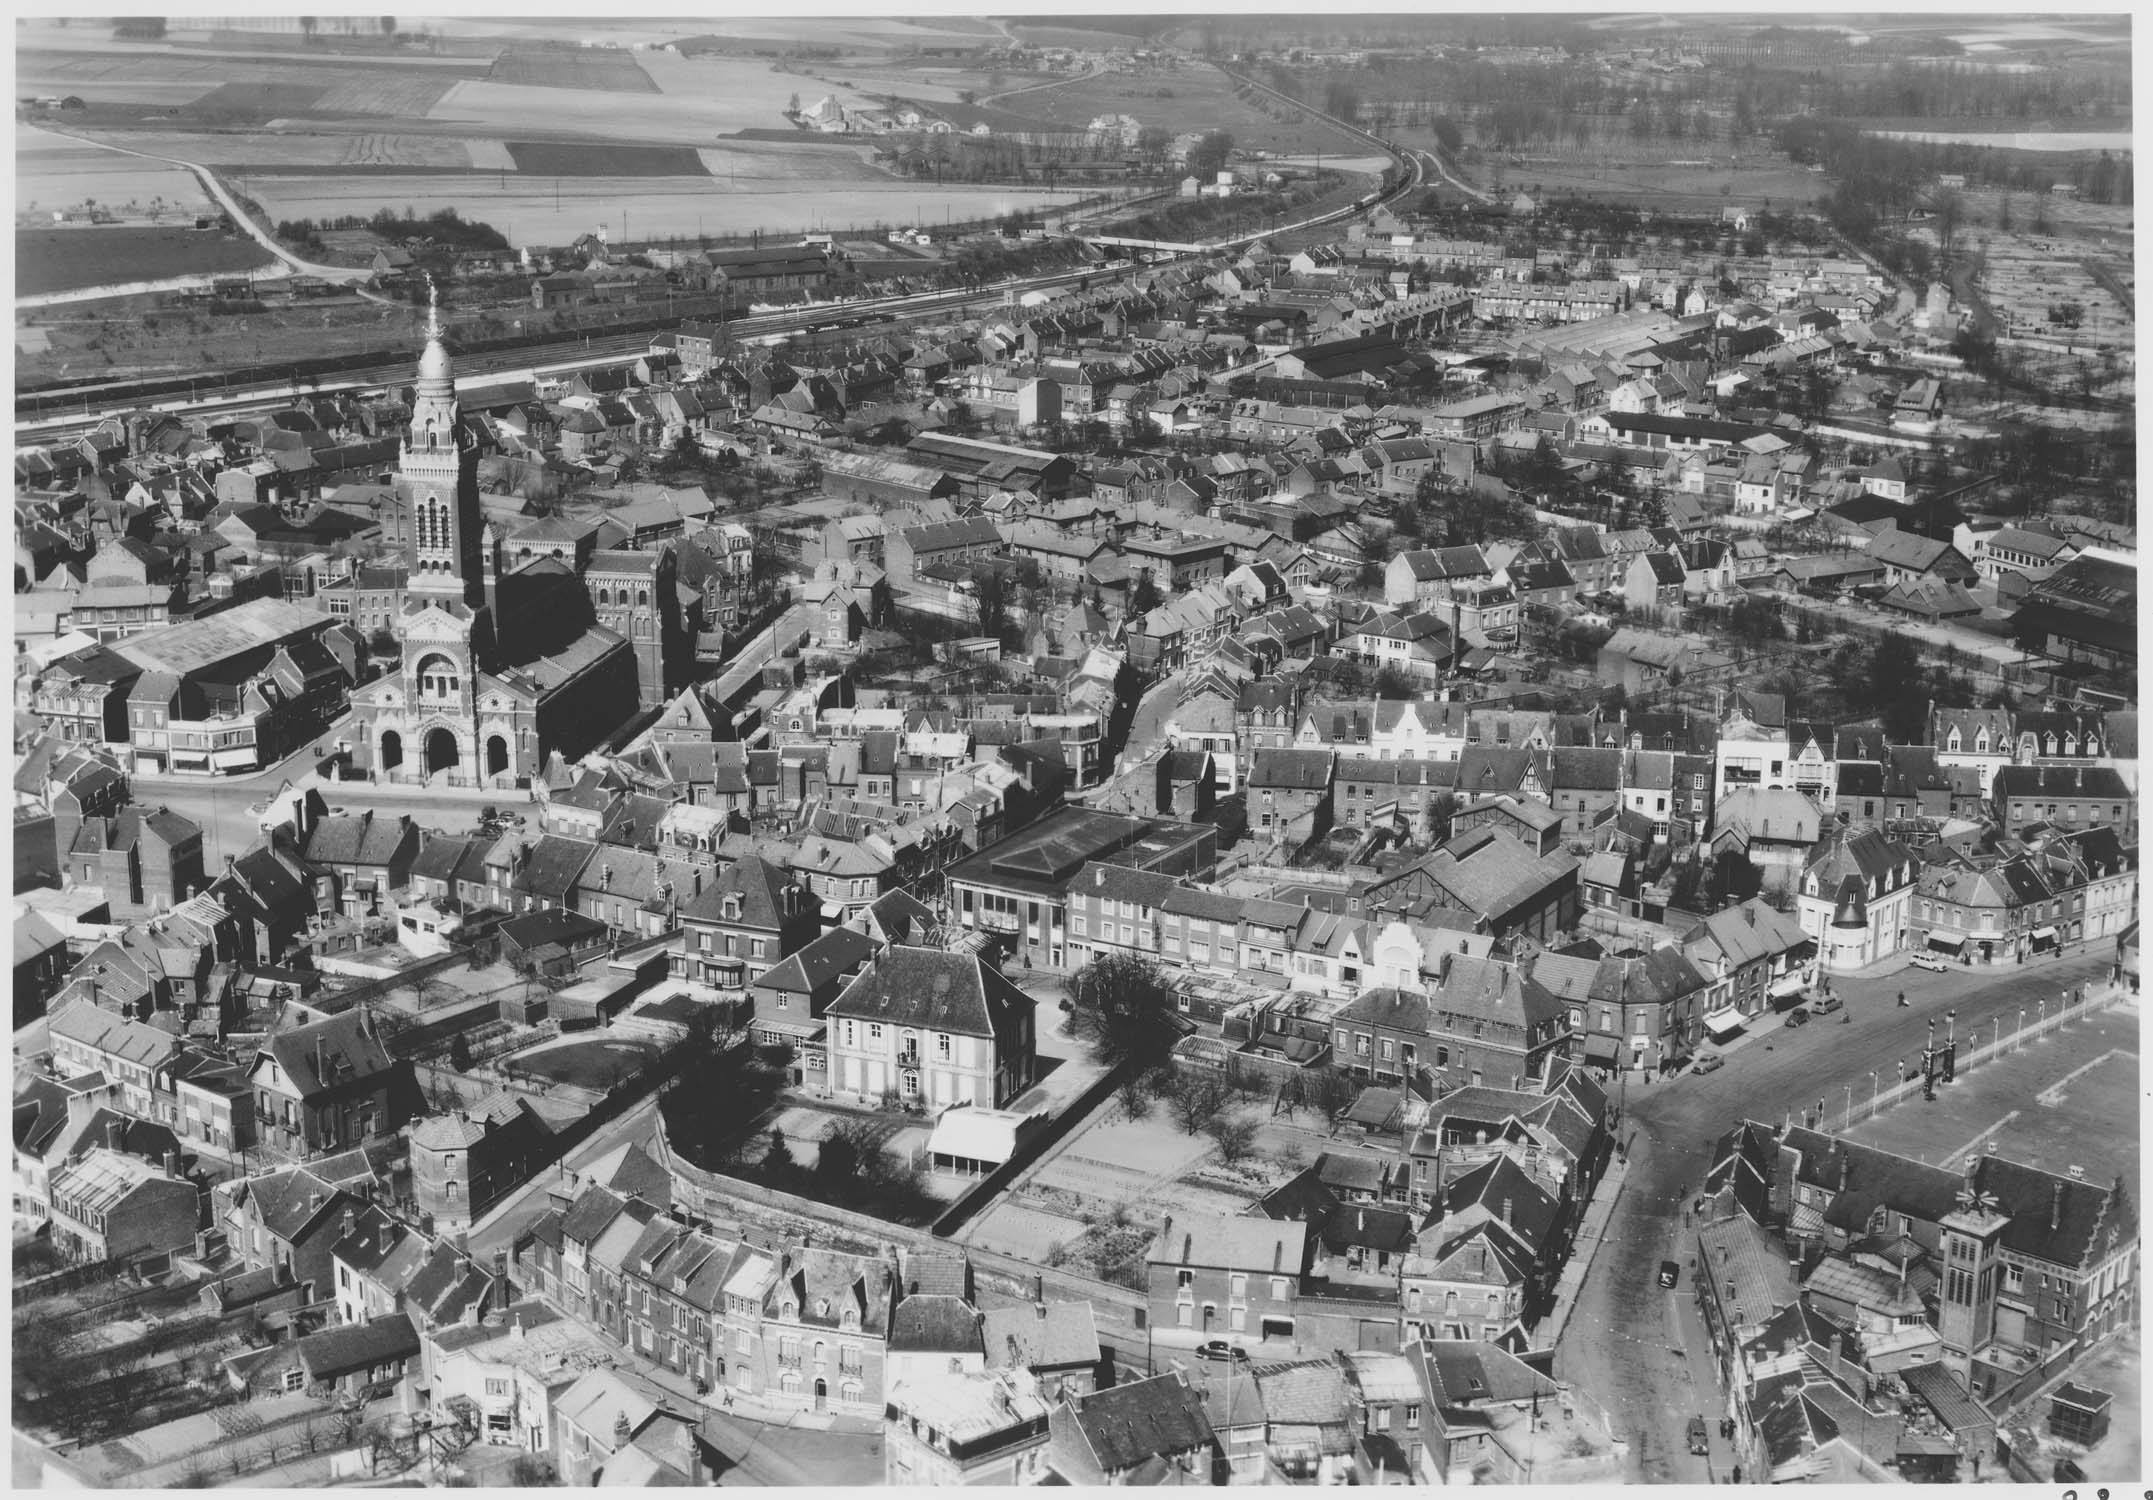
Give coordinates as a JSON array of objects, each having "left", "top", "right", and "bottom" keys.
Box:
[
  {"left": 984, "top": 1301, "right": 1102, "bottom": 1373},
  {"left": 1419, "top": 1340, "right": 1561, "bottom": 1408},
  {"left": 1246, "top": 747, "right": 1336, "bottom": 791},
  {"left": 297, "top": 1312, "right": 421, "bottom": 1380},
  {"left": 681, "top": 853, "right": 800, "bottom": 928},
  {"left": 824, "top": 946, "right": 1030, "bottom": 1040},
  {"left": 1062, "top": 1372, "right": 1217, "bottom": 1471},
  {"left": 257, "top": 1010, "right": 395, "bottom": 1099}
]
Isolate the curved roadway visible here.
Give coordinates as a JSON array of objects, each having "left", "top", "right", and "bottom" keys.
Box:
[
  {"left": 1559, "top": 949, "right": 2114, "bottom": 1481},
  {"left": 24, "top": 127, "right": 376, "bottom": 307}
]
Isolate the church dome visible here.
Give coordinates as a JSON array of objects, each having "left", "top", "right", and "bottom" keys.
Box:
[{"left": 418, "top": 334, "right": 453, "bottom": 389}]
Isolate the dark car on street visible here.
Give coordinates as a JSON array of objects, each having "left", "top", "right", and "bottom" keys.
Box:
[
  {"left": 1784, "top": 1008, "right": 1810, "bottom": 1028},
  {"left": 1687, "top": 1416, "right": 1710, "bottom": 1455},
  {"left": 1659, "top": 1260, "right": 1680, "bottom": 1289}
]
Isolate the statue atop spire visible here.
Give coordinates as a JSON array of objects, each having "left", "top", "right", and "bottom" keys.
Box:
[{"left": 415, "top": 272, "right": 453, "bottom": 398}]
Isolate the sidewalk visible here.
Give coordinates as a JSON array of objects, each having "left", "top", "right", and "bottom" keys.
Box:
[{"left": 1536, "top": 1148, "right": 1631, "bottom": 1349}]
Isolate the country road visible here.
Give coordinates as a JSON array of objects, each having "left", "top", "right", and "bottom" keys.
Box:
[{"left": 23, "top": 128, "right": 375, "bottom": 307}]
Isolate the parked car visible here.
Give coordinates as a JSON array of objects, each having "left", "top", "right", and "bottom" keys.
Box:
[
  {"left": 1691, "top": 1054, "right": 1725, "bottom": 1075},
  {"left": 1784, "top": 1008, "right": 1810, "bottom": 1028},
  {"left": 1910, "top": 951, "right": 1950, "bottom": 972},
  {"left": 1687, "top": 1416, "right": 1710, "bottom": 1456},
  {"left": 1198, "top": 1340, "right": 1249, "bottom": 1365},
  {"left": 1659, "top": 1260, "right": 1681, "bottom": 1289},
  {"left": 1811, "top": 994, "right": 1844, "bottom": 1016}
]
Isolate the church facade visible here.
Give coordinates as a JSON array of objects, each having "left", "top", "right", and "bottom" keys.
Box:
[{"left": 349, "top": 303, "right": 638, "bottom": 788}]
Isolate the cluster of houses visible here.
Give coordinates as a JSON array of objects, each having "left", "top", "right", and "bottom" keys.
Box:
[{"left": 11, "top": 184, "right": 2139, "bottom": 1487}]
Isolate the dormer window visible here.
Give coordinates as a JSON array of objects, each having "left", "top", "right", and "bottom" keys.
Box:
[{"left": 816, "top": 1298, "right": 830, "bottom": 1318}]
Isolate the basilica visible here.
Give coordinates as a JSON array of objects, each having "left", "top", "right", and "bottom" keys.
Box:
[{"left": 349, "top": 299, "right": 639, "bottom": 787}]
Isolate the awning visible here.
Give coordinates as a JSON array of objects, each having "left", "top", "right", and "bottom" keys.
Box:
[
  {"left": 1926, "top": 932, "right": 1965, "bottom": 952},
  {"left": 1582, "top": 1034, "right": 1620, "bottom": 1065},
  {"left": 2031, "top": 926, "right": 2058, "bottom": 942},
  {"left": 212, "top": 748, "right": 257, "bottom": 770},
  {"left": 1703, "top": 1009, "right": 1746, "bottom": 1039},
  {"left": 1768, "top": 973, "right": 1807, "bottom": 999}
]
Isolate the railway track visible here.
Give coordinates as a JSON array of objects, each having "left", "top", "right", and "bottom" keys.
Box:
[{"left": 14, "top": 266, "right": 1120, "bottom": 442}]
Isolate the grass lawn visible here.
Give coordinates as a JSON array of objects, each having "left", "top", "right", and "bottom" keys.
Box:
[
  {"left": 503, "top": 1035, "right": 664, "bottom": 1091},
  {"left": 16, "top": 226, "right": 272, "bottom": 295}
]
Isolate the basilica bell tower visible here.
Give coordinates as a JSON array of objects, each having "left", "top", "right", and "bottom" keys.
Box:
[{"left": 398, "top": 280, "right": 489, "bottom": 618}]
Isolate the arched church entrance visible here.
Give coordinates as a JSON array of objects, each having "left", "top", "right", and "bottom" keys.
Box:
[
  {"left": 486, "top": 734, "right": 511, "bottom": 777},
  {"left": 379, "top": 730, "right": 403, "bottom": 773},
  {"left": 424, "top": 727, "right": 460, "bottom": 777}
]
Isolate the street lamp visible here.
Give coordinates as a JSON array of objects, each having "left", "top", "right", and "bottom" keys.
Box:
[
  {"left": 1843, "top": 1083, "right": 1853, "bottom": 1129},
  {"left": 1869, "top": 1070, "right": 1879, "bottom": 1118},
  {"left": 2018, "top": 1006, "right": 2026, "bottom": 1047}
]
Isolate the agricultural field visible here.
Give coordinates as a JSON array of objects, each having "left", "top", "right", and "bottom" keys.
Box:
[
  {"left": 662, "top": 16, "right": 1007, "bottom": 49},
  {"left": 961, "top": 63, "right": 1372, "bottom": 157},
  {"left": 1006, "top": 23, "right": 1156, "bottom": 50},
  {"left": 15, "top": 125, "right": 213, "bottom": 219},
  {"left": 1871, "top": 128, "right": 2136, "bottom": 153},
  {"left": 427, "top": 63, "right": 871, "bottom": 143},
  {"left": 15, "top": 225, "right": 271, "bottom": 297},
  {"left": 485, "top": 42, "right": 658, "bottom": 92},
  {"left": 240, "top": 172, "right": 1074, "bottom": 244},
  {"left": 1445, "top": 123, "right": 1828, "bottom": 212},
  {"left": 91, "top": 129, "right": 483, "bottom": 170},
  {"left": 503, "top": 141, "right": 709, "bottom": 176}
]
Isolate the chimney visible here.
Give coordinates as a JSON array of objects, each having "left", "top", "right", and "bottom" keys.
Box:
[
  {"left": 1034, "top": 1272, "right": 1045, "bottom": 1306},
  {"left": 107, "top": 1118, "right": 124, "bottom": 1150},
  {"left": 614, "top": 1411, "right": 633, "bottom": 1445},
  {"left": 164, "top": 1149, "right": 181, "bottom": 1178},
  {"left": 494, "top": 1251, "right": 512, "bottom": 1312},
  {"left": 1501, "top": 1198, "right": 1513, "bottom": 1226},
  {"left": 342, "top": 1208, "right": 356, "bottom": 1240},
  {"left": 2051, "top": 1182, "right": 2064, "bottom": 1232}
]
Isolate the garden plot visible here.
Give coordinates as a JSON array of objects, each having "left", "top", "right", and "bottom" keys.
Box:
[{"left": 1978, "top": 230, "right": 2132, "bottom": 347}]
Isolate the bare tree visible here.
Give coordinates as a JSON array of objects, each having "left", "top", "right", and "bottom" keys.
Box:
[
  {"left": 1206, "top": 1113, "right": 1260, "bottom": 1167},
  {"left": 1164, "top": 1069, "right": 1227, "bottom": 1134}
]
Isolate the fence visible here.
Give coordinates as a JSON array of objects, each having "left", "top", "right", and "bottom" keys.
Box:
[{"left": 1828, "top": 983, "right": 2127, "bottom": 1137}]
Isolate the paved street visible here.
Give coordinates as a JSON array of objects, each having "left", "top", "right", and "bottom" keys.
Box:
[
  {"left": 129, "top": 718, "right": 515, "bottom": 866},
  {"left": 1556, "top": 948, "right": 2113, "bottom": 1482}
]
